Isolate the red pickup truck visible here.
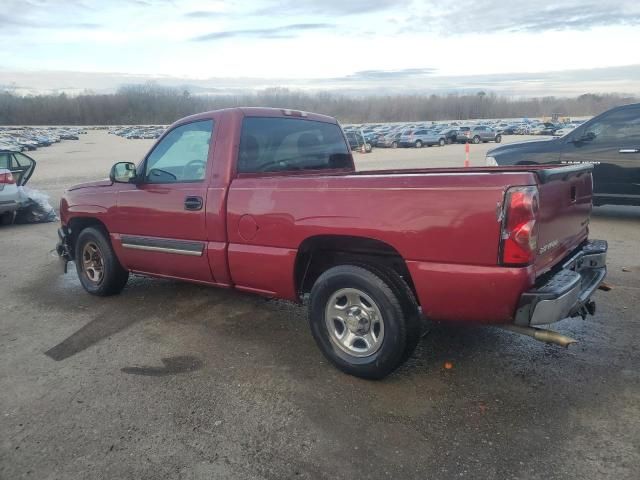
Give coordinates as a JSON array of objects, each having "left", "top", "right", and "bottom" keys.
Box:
[{"left": 56, "top": 108, "right": 607, "bottom": 379}]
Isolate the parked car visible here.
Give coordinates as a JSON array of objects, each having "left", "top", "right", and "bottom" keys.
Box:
[
  {"left": 0, "top": 150, "right": 36, "bottom": 225},
  {"left": 486, "top": 102, "right": 640, "bottom": 206},
  {"left": 376, "top": 132, "right": 402, "bottom": 148},
  {"left": 399, "top": 128, "right": 447, "bottom": 148},
  {"left": 439, "top": 128, "right": 460, "bottom": 144},
  {"left": 56, "top": 107, "right": 606, "bottom": 379},
  {"left": 458, "top": 126, "right": 502, "bottom": 144},
  {"left": 539, "top": 123, "right": 560, "bottom": 136},
  {"left": 59, "top": 132, "right": 79, "bottom": 140},
  {"left": 345, "top": 130, "right": 372, "bottom": 152},
  {"left": 498, "top": 125, "right": 518, "bottom": 135},
  {"left": 553, "top": 126, "right": 576, "bottom": 137}
]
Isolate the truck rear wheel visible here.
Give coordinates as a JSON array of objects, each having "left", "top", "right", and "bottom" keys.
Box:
[
  {"left": 308, "top": 264, "right": 420, "bottom": 379},
  {"left": 75, "top": 227, "right": 129, "bottom": 296}
]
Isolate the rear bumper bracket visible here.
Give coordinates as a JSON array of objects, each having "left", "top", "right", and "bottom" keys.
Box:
[{"left": 514, "top": 239, "right": 608, "bottom": 326}]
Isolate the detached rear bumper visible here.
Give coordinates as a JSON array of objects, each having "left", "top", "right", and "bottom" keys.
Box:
[{"left": 514, "top": 240, "right": 607, "bottom": 326}]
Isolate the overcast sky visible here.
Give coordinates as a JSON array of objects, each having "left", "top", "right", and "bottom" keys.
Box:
[{"left": 1, "top": 0, "right": 640, "bottom": 96}]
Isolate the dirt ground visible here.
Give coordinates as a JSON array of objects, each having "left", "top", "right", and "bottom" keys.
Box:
[{"left": 1, "top": 132, "right": 639, "bottom": 479}]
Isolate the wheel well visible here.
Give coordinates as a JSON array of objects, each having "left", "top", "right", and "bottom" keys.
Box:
[
  {"left": 294, "top": 235, "right": 417, "bottom": 301},
  {"left": 67, "top": 217, "right": 108, "bottom": 258}
]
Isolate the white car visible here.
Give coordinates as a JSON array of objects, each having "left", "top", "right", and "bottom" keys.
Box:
[
  {"left": 0, "top": 150, "right": 36, "bottom": 225},
  {"left": 553, "top": 126, "right": 576, "bottom": 137}
]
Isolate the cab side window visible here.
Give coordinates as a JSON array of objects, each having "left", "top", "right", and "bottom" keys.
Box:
[
  {"left": 145, "top": 120, "right": 213, "bottom": 183},
  {"left": 584, "top": 107, "right": 640, "bottom": 143}
]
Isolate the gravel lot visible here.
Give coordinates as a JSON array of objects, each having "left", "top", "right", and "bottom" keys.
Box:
[{"left": 1, "top": 132, "right": 639, "bottom": 479}]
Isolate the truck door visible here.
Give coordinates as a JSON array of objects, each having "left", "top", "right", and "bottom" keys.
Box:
[
  {"left": 560, "top": 105, "right": 640, "bottom": 203},
  {"left": 114, "top": 119, "right": 216, "bottom": 283}
]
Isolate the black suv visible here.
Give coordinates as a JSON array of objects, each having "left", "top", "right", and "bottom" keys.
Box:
[{"left": 486, "top": 103, "right": 640, "bottom": 206}]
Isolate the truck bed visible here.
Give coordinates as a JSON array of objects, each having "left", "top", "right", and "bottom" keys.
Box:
[{"left": 227, "top": 164, "right": 593, "bottom": 323}]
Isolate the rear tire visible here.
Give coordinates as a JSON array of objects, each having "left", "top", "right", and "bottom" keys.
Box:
[
  {"left": 415, "top": 140, "right": 423, "bottom": 148},
  {"left": 353, "top": 263, "right": 423, "bottom": 364},
  {"left": 75, "top": 227, "right": 129, "bottom": 296},
  {"left": 308, "top": 264, "right": 420, "bottom": 379}
]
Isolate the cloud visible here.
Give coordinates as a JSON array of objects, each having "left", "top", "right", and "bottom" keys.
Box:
[
  {"left": 0, "top": 5, "right": 101, "bottom": 31},
  {"left": 413, "top": 0, "right": 640, "bottom": 34},
  {"left": 342, "top": 68, "right": 438, "bottom": 81},
  {"left": 254, "top": 0, "right": 405, "bottom": 16},
  {"left": 191, "top": 23, "right": 333, "bottom": 41},
  {"left": 184, "top": 10, "right": 225, "bottom": 19}
]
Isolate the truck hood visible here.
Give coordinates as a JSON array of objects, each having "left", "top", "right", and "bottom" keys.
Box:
[
  {"left": 487, "top": 137, "right": 556, "bottom": 156},
  {"left": 67, "top": 179, "right": 113, "bottom": 191}
]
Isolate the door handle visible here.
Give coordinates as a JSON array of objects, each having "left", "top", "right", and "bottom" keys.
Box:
[
  {"left": 619, "top": 149, "right": 639, "bottom": 153},
  {"left": 184, "top": 196, "right": 203, "bottom": 211}
]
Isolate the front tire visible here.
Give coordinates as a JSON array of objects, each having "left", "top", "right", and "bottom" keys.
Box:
[
  {"left": 308, "top": 265, "right": 419, "bottom": 379},
  {"left": 415, "top": 140, "right": 423, "bottom": 148},
  {"left": 495, "top": 134, "right": 502, "bottom": 143},
  {"left": 438, "top": 138, "right": 446, "bottom": 147},
  {"left": 472, "top": 136, "right": 481, "bottom": 144},
  {"left": 75, "top": 227, "right": 129, "bottom": 296},
  {"left": 0, "top": 211, "right": 15, "bottom": 226}
]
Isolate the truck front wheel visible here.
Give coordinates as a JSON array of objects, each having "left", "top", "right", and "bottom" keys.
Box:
[
  {"left": 75, "top": 227, "right": 129, "bottom": 296},
  {"left": 308, "top": 265, "right": 420, "bottom": 379}
]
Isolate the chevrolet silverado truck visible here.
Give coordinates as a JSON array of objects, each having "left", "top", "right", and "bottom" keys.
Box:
[{"left": 56, "top": 108, "right": 607, "bottom": 379}]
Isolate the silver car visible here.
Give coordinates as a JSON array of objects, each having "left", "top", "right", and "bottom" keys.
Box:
[
  {"left": 398, "top": 128, "right": 447, "bottom": 148},
  {"left": 457, "top": 126, "right": 502, "bottom": 144},
  {"left": 0, "top": 150, "right": 36, "bottom": 225}
]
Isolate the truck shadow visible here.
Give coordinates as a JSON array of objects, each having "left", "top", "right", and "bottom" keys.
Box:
[
  {"left": 43, "top": 275, "right": 231, "bottom": 362},
  {"left": 42, "top": 273, "right": 252, "bottom": 365},
  {"left": 45, "top": 309, "right": 139, "bottom": 361}
]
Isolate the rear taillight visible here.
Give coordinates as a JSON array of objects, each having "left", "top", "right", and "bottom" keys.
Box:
[
  {"left": 500, "top": 186, "right": 539, "bottom": 266},
  {"left": 0, "top": 171, "right": 15, "bottom": 184}
]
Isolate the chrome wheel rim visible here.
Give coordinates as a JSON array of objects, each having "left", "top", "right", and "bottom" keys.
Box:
[
  {"left": 82, "top": 241, "right": 104, "bottom": 284},
  {"left": 325, "top": 288, "right": 385, "bottom": 357}
]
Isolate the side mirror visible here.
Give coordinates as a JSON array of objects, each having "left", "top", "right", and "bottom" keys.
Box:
[{"left": 110, "top": 162, "right": 137, "bottom": 183}]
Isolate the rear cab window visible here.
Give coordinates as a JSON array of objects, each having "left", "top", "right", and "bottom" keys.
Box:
[{"left": 237, "top": 117, "right": 352, "bottom": 174}]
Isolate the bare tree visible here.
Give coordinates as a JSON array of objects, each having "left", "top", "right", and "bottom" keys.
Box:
[{"left": 0, "top": 85, "right": 636, "bottom": 125}]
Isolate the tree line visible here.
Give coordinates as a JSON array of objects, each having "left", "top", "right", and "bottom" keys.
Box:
[{"left": 0, "top": 85, "right": 636, "bottom": 125}]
